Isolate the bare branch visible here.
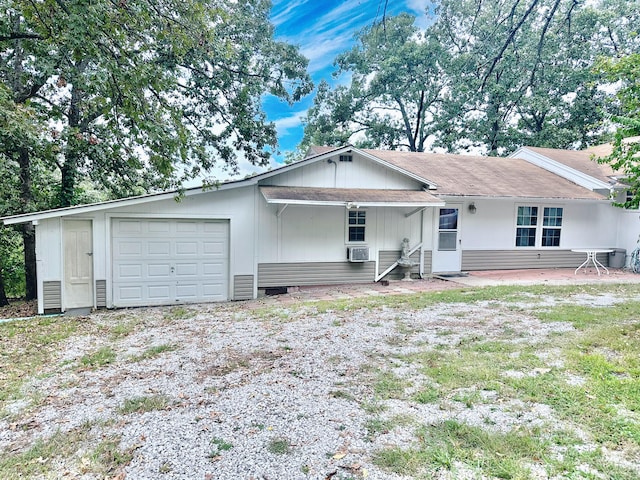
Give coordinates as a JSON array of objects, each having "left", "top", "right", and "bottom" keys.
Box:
[{"left": 481, "top": 0, "right": 540, "bottom": 90}]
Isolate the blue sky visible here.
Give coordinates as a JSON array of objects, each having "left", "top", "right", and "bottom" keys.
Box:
[{"left": 265, "top": 0, "right": 433, "bottom": 162}]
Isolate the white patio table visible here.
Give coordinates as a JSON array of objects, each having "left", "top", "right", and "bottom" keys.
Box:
[{"left": 571, "top": 249, "right": 613, "bottom": 275}]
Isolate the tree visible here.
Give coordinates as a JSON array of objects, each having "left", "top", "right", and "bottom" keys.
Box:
[
  {"left": 1, "top": 0, "right": 313, "bottom": 206},
  {"left": 302, "top": 13, "right": 449, "bottom": 152},
  {"left": 597, "top": 53, "right": 640, "bottom": 209},
  {"left": 302, "top": 0, "right": 639, "bottom": 156}
]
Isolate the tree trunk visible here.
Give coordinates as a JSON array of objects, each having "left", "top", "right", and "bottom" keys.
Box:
[
  {"left": 21, "top": 223, "right": 37, "bottom": 300},
  {"left": 60, "top": 161, "right": 77, "bottom": 207},
  {"left": 17, "top": 147, "right": 37, "bottom": 300},
  {"left": 0, "top": 270, "right": 9, "bottom": 307}
]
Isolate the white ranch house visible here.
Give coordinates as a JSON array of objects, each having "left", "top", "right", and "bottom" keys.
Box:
[{"left": 3, "top": 144, "right": 638, "bottom": 314}]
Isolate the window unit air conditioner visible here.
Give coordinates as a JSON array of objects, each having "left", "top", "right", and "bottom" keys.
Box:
[{"left": 348, "top": 246, "right": 370, "bottom": 262}]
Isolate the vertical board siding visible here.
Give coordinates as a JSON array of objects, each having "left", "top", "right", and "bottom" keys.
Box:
[
  {"left": 43, "top": 281, "right": 62, "bottom": 311},
  {"left": 233, "top": 275, "right": 254, "bottom": 300},
  {"left": 96, "top": 280, "right": 107, "bottom": 308},
  {"left": 258, "top": 262, "right": 375, "bottom": 287},
  {"left": 461, "top": 250, "right": 609, "bottom": 271},
  {"left": 378, "top": 250, "right": 421, "bottom": 279}
]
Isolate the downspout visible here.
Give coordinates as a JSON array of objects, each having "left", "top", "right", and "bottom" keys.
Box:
[
  {"left": 419, "top": 208, "right": 425, "bottom": 278},
  {"left": 327, "top": 159, "right": 337, "bottom": 187}
]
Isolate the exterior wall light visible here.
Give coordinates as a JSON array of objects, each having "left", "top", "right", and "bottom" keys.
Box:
[{"left": 468, "top": 202, "right": 477, "bottom": 214}]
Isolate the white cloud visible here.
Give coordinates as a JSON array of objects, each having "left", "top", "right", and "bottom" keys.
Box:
[
  {"left": 271, "top": 0, "right": 312, "bottom": 28},
  {"left": 274, "top": 110, "right": 307, "bottom": 136}
]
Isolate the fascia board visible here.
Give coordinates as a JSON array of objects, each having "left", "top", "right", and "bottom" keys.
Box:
[
  {"left": 436, "top": 194, "right": 610, "bottom": 203},
  {"left": 1, "top": 181, "right": 249, "bottom": 225},
  {"left": 511, "top": 147, "right": 613, "bottom": 192},
  {"left": 263, "top": 199, "right": 445, "bottom": 207}
]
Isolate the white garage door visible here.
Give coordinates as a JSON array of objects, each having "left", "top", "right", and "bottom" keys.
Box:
[{"left": 112, "top": 219, "right": 229, "bottom": 307}]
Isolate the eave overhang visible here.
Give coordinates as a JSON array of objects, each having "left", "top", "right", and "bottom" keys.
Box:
[{"left": 260, "top": 186, "right": 445, "bottom": 208}]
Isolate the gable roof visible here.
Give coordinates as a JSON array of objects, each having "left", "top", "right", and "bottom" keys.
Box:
[
  {"left": 361, "top": 149, "right": 605, "bottom": 200},
  {"left": 3, "top": 144, "right": 607, "bottom": 225},
  {"left": 521, "top": 146, "right": 621, "bottom": 185}
]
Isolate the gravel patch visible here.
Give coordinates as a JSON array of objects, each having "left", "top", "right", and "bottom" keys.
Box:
[{"left": 2, "top": 287, "right": 639, "bottom": 479}]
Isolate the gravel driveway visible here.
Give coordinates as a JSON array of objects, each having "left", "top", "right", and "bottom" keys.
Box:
[{"left": 2, "top": 285, "right": 640, "bottom": 479}]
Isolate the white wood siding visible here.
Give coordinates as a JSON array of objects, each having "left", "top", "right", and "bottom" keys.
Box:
[
  {"left": 257, "top": 203, "right": 431, "bottom": 264},
  {"left": 453, "top": 198, "right": 619, "bottom": 250},
  {"left": 269, "top": 154, "right": 420, "bottom": 189}
]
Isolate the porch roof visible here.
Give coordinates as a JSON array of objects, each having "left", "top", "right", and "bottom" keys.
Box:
[{"left": 259, "top": 186, "right": 444, "bottom": 207}]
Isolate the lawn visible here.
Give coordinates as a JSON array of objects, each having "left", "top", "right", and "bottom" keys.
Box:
[{"left": 1, "top": 284, "right": 639, "bottom": 479}]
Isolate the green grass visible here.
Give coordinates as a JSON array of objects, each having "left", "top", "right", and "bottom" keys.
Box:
[
  {"left": 267, "top": 437, "right": 291, "bottom": 455},
  {"left": 330, "top": 390, "right": 356, "bottom": 402},
  {"left": 0, "top": 428, "right": 132, "bottom": 478},
  {"left": 211, "top": 436, "right": 233, "bottom": 451},
  {"left": 163, "top": 306, "right": 194, "bottom": 321},
  {"left": 129, "top": 343, "right": 177, "bottom": 362},
  {"left": 375, "top": 420, "right": 546, "bottom": 479},
  {"left": 307, "top": 284, "right": 640, "bottom": 314},
  {"left": 209, "top": 436, "right": 233, "bottom": 459},
  {"left": 79, "top": 346, "right": 117, "bottom": 369},
  {"left": 365, "top": 414, "right": 415, "bottom": 441},
  {"left": 107, "top": 316, "right": 144, "bottom": 339},
  {"left": 534, "top": 301, "right": 640, "bottom": 329},
  {"left": 0, "top": 316, "right": 89, "bottom": 410},
  {"left": 373, "top": 371, "right": 410, "bottom": 399},
  {"left": 119, "top": 395, "right": 169, "bottom": 414},
  {"left": 363, "top": 285, "right": 640, "bottom": 479},
  {"left": 412, "top": 385, "right": 440, "bottom": 404}
]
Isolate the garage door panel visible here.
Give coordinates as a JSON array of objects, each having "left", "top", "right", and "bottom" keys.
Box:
[
  {"left": 176, "top": 284, "right": 198, "bottom": 297},
  {"left": 117, "top": 285, "right": 143, "bottom": 300},
  {"left": 176, "top": 222, "right": 199, "bottom": 233},
  {"left": 118, "top": 264, "right": 143, "bottom": 278},
  {"left": 203, "top": 241, "right": 225, "bottom": 255},
  {"left": 148, "top": 285, "right": 172, "bottom": 299},
  {"left": 176, "top": 242, "right": 198, "bottom": 255},
  {"left": 148, "top": 264, "right": 172, "bottom": 277},
  {"left": 117, "top": 220, "right": 143, "bottom": 234},
  {"left": 203, "top": 283, "right": 225, "bottom": 299},
  {"left": 117, "top": 241, "right": 142, "bottom": 256},
  {"left": 148, "top": 241, "right": 171, "bottom": 255},
  {"left": 112, "top": 219, "right": 229, "bottom": 307},
  {"left": 148, "top": 221, "right": 171, "bottom": 233}
]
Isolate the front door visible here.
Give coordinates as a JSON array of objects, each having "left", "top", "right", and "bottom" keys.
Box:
[
  {"left": 431, "top": 207, "right": 462, "bottom": 273},
  {"left": 64, "top": 220, "right": 94, "bottom": 309}
]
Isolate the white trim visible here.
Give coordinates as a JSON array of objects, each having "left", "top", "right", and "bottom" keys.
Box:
[
  {"left": 375, "top": 243, "right": 423, "bottom": 281},
  {"left": 263, "top": 198, "right": 443, "bottom": 208},
  {"left": 106, "top": 214, "right": 235, "bottom": 307},
  {"left": 511, "top": 147, "right": 613, "bottom": 192},
  {"left": 513, "top": 203, "right": 566, "bottom": 249}
]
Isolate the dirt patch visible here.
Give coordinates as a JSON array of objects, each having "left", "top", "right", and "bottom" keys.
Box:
[{"left": 0, "top": 299, "right": 37, "bottom": 320}]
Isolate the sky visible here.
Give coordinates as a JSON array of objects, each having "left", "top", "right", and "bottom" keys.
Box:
[{"left": 255, "top": 0, "right": 433, "bottom": 170}]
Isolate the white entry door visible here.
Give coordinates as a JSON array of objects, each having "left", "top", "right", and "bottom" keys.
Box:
[
  {"left": 431, "top": 207, "right": 462, "bottom": 273},
  {"left": 111, "top": 219, "right": 229, "bottom": 307},
  {"left": 64, "top": 220, "right": 94, "bottom": 309}
]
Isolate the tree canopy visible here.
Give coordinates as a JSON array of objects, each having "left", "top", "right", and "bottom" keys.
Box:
[
  {"left": 598, "top": 53, "right": 640, "bottom": 208},
  {"left": 1, "top": 0, "right": 313, "bottom": 207},
  {"left": 301, "top": 0, "right": 640, "bottom": 156}
]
